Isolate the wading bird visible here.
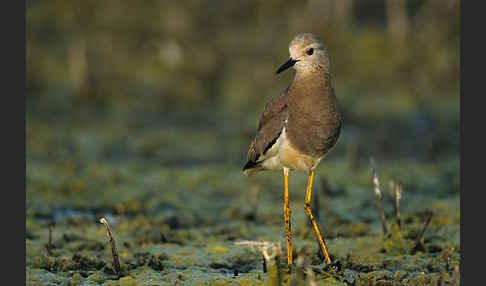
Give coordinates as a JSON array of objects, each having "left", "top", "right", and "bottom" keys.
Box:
[{"left": 243, "top": 33, "right": 342, "bottom": 265}]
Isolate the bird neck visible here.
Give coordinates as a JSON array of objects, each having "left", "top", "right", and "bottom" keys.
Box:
[{"left": 292, "top": 67, "right": 332, "bottom": 92}]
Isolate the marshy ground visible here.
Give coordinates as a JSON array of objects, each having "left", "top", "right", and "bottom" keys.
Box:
[
  {"left": 26, "top": 93, "right": 459, "bottom": 285},
  {"left": 26, "top": 2, "right": 460, "bottom": 284}
]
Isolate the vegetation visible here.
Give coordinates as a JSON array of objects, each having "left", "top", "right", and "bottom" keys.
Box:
[{"left": 27, "top": 1, "right": 459, "bottom": 285}]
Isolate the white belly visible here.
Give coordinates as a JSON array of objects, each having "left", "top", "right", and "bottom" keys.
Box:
[{"left": 259, "top": 127, "right": 324, "bottom": 172}]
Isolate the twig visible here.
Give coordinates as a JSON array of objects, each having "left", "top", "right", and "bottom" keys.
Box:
[
  {"left": 388, "top": 180, "right": 397, "bottom": 225},
  {"left": 370, "top": 157, "right": 388, "bottom": 234},
  {"left": 445, "top": 246, "right": 455, "bottom": 271},
  {"left": 235, "top": 240, "right": 282, "bottom": 285},
  {"left": 262, "top": 254, "right": 267, "bottom": 273},
  {"left": 234, "top": 240, "right": 281, "bottom": 261},
  {"left": 99, "top": 217, "right": 122, "bottom": 277},
  {"left": 395, "top": 183, "right": 402, "bottom": 228},
  {"left": 388, "top": 180, "right": 396, "bottom": 199},
  {"left": 452, "top": 265, "right": 460, "bottom": 285},
  {"left": 414, "top": 212, "right": 433, "bottom": 250}
]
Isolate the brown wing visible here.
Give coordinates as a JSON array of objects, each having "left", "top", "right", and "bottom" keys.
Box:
[{"left": 244, "top": 91, "right": 289, "bottom": 169}]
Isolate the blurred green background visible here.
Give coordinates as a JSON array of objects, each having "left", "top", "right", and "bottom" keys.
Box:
[
  {"left": 26, "top": 1, "right": 460, "bottom": 284},
  {"left": 27, "top": 0, "right": 459, "bottom": 165}
]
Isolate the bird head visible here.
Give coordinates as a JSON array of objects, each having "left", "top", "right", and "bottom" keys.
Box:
[{"left": 276, "top": 33, "right": 330, "bottom": 74}]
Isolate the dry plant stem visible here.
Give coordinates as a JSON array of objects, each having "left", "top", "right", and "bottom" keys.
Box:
[
  {"left": 262, "top": 255, "right": 267, "bottom": 273},
  {"left": 452, "top": 265, "right": 460, "bottom": 285},
  {"left": 388, "top": 180, "right": 396, "bottom": 199},
  {"left": 235, "top": 241, "right": 282, "bottom": 285},
  {"left": 99, "top": 217, "right": 122, "bottom": 277},
  {"left": 395, "top": 183, "right": 402, "bottom": 228},
  {"left": 445, "top": 246, "right": 455, "bottom": 271},
  {"left": 414, "top": 212, "right": 433, "bottom": 247},
  {"left": 370, "top": 157, "right": 388, "bottom": 234},
  {"left": 388, "top": 180, "right": 398, "bottom": 226}
]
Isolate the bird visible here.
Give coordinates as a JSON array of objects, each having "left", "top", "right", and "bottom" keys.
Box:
[{"left": 242, "top": 33, "right": 342, "bottom": 265}]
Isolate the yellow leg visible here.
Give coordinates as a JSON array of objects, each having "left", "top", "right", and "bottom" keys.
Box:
[
  {"left": 283, "top": 167, "right": 292, "bottom": 265},
  {"left": 304, "top": 170, "right": 331, "bottom": 264}
]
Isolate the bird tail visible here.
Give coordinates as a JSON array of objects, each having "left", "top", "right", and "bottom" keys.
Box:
[{"left": 242, "top": 160, "right": 263, "bottom": 176}]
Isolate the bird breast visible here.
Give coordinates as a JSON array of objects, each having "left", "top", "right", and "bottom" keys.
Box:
[{"left": 260, "top": 127, "right": 325, "bottom": 172}]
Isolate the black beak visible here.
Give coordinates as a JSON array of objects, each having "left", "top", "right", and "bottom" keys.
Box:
[{"left": 276, "top": 58, "right": 298, "bottom": 74}]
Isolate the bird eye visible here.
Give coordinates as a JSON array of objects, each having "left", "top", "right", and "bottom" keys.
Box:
[{"left": 306, "top": 48, "right": 314, "bottom": 56}]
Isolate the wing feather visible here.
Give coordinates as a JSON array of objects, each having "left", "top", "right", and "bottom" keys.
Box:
[{"left": 243, "top": 91, "right": 289, "bottom": 171}]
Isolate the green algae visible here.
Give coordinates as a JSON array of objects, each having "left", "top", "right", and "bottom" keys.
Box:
[
  {"left": 26, "top": 30, "right": 459, "bottom": 285},
  {"left": 26, "top": 104, "right": 460, "bottom": 285}
]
